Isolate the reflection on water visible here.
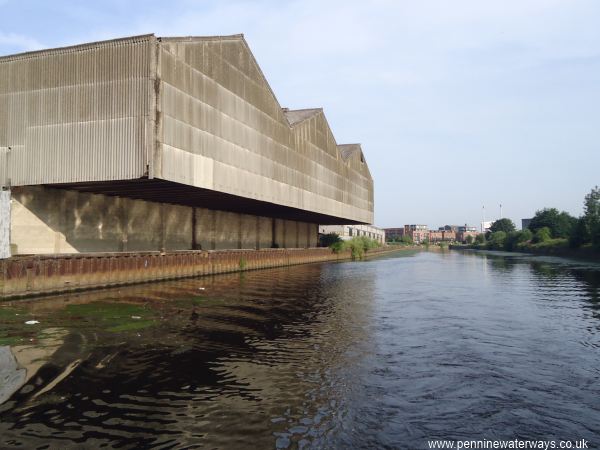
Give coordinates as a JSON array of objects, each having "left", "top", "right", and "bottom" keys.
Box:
[
  {"left": 0, "top": 328, "right": 67, "bottom": 405},
  {"left": 0, "top": 251, "right": 599, "bottom": 449}
]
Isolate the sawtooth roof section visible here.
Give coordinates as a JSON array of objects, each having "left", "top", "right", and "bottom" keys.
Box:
[
  {"left": 338, "top": 143, "right": 372, "bottom": 179},
  {"left": 158, "top": 37, "right": 354, "bottom": 170},
  {"left": 160, "top": 34, "right": 290, "bottom": 126},
  {"left": 338, "top": 144, "right": 362, "bottom": 162},
  {"left": 283, "top": 108, "right": 322, "bottom": 126}
]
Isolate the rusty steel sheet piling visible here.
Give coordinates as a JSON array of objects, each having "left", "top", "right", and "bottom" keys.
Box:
[{"left": 0, "top": 247, "right": 400, "bottom": 299}]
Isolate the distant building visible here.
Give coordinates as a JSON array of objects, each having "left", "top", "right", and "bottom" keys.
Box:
[
  {"left": 428, "top": 230, "right": 443, "bottom": 242},
  {"left": 481, "top": 221, "right": 493, "bottom": 233},
  {"left": 385, "top": 223, "right": 480, "bottom": 244},
  {"left": 457, "top": 231, "right": 478, "bottom": 243},
  {"left": 411, "top": 230, "right": 429, "bottom": 244},
  {"left": 404, "top": 225, "right": 428, "bottom": 244},
  {"left": 428, "top": 224, "right": 478, "bottom": 243},
  {"left": 319, "top": 224, "right": 385, "bottom": 244},
  {"left": 404, "top": 224, "right": 428, "bottom": 232},
  {"left": 443, "top": 231, "right": 457, "bottom": 241},
  {"left": 384, "top": 228, "right": 405, "bottom": 241},
  {"left": 438, "top": 225, "right": 460, "bottom": 232},
  {"left": 384, "top": 225, "right": 429, "bottom": 243},
  {"left": 428, "top": 230, "right": 453, "bottom": 242},
  {"left": 522, "top": 219, "right": 532, "bottom": 230},
  {"left": 448, "top": 224, "right": 478, "bottom": 243}
]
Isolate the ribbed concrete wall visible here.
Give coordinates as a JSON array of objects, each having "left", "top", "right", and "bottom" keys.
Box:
[
  {"left": 10, "top": 186, "right": 316, "bottom": 255},
  {"left": 0, "top": 36, "right": 153, "bottom": 186},
  {"left": 157, "top": 36, "right": 373, "bottom": 224}
]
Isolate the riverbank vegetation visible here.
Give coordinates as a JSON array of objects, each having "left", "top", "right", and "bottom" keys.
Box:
[
  {"left": 387, "top": 235, "right": 414, "bottom": 245},
  {"left": 459, "top": 186, "right": 600, "bottom": 257},
  {"left": 321, "top": 233, "right": 382, "bottom": 260}
]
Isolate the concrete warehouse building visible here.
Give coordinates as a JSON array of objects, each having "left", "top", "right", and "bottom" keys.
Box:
[{"left": 0, "top": 34, "right": 374, "bottom": 257}]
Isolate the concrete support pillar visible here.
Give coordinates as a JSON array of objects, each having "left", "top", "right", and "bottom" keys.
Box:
[
  {"left": 237, "top": 213, "right": 242, "bottom": 249},
  {"left": 159, "top": 204, "right": 166, "bottom": 252},
  {"left": 55, "top": 193, "right": 67, "bottom": 254},
  {"left": 282, "top": 219, "right": 287, "bottom": 248},
  {"left": 191, "top": 207, "right": 200, "bottom": 250},
  {"left": 273, "top": 218, "right": 287, "bottom": 248},
  {"left": 255, "top": 216, "right": 260, "bottom": 249},
  {"left": 118, "top": 197, "right": 128, "bottom": 252},
  {"left": 306, "top": 222, "right": 310, "bottom": 248},
  {"left": 308, "top": 223, "right": 318, "bottom": 248},
  {"left": 0, "top": 189, "right": 11, "bottom": 259},
  {"left": 211, "top": 211, "right": 216, "bottom": 250},
  {"left": 283, "top": 220, "right": 296, "bottom": 248}
]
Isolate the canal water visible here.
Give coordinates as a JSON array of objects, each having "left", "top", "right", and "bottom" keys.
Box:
[{"left": 0, "top": 250, "right": 599, "bottom": 449}]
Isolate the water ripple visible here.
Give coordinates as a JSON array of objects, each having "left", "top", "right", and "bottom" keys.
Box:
[{"left": 0, "top": 252, "right": 599, "bottom": 448}]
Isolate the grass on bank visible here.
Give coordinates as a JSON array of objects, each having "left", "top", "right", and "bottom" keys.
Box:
[{"left": 320, "top": 233, "right": 382, "bottom": 260}]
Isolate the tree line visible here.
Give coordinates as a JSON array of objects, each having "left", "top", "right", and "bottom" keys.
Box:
[{"left": 478, "top": 186, "right": 600, "bottom": 252}]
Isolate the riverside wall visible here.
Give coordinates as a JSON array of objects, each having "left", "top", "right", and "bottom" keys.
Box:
[{"left": 0, "top": 246, "right": 401, "bottom": 299}]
